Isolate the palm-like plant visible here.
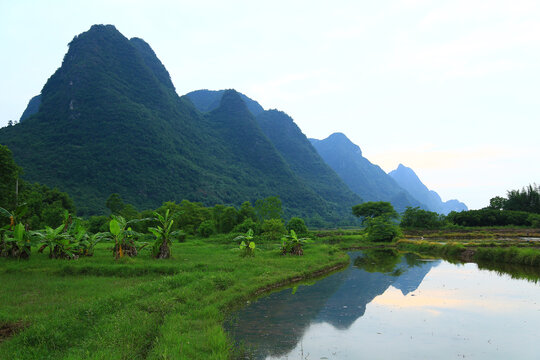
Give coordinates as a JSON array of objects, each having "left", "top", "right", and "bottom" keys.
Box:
[
  {"left": 35, "top": 224, "right": 73, "bottom": 259},
  {"left": 234, "top": 228, "right": 257, "bottom": 257},
  {"left": 280, "top": 230, "right": 311, "bottom": 256},
  {"left": 148, "top": 209, "right": 179, "bottom": 259},
  {"left": 108, "top": 216, "right": 145, "bottom": 259},
  {"left": 0, "top": 205, "right": 32, "bottom": 259},
  {"left": 2, "top": 223, "right": 33, "bottom": 259}
]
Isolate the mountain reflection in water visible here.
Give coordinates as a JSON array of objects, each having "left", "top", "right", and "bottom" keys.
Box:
[
  {"left": 226, "top": 250, "right": 540, "bottom": 360},
  {"left": 225, "top": 251, "right": 440, "bottom": 358}
]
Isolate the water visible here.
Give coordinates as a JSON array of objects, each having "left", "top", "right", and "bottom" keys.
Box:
[{"left": 226, "top": 250, "right": 540, "bottom": 359}]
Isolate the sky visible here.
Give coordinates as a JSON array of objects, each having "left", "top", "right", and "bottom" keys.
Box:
[{"left": 1, "top": 0, "right": 539, "bottom": 210}]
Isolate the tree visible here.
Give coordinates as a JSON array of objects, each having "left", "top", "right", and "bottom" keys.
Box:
[
  {"left": 353, "top": 202, "right": 400, "bottom": 242},
  {"left": 106, "top": 193, "right": 125, "bottom": 215},
  {"left": 504, "top": 184, "right": 540, "bottom": 213},
  {"left": 352, "top": 201, "right": 398, "bottom": 224},
  {"left": 148, "top": 209, "right": 179, "bottom": 259},
  {"left": 489, "top": 196, "right": 507, "bottom": 211},
  {"left": 400, "top": 207, "right": 445, "bottom": 229},
  {"left": 255, "top": 196, "right": 282, "bottom": 222},
  {"left": 238, "top": 201, "right": 257, "bottom": 223},
  {"left": 0, "top": 145, "right": 20, "bottom": 211},
  {"left": 220, "top": 207, "right": 238, "bottom": 233},
  {"left": 286, "top": 217, "right": 308, "bottom": 235}
]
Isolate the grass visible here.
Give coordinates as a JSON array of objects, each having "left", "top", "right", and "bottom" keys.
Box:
[
  {"left": 2, "top": 228, "right": 540, "bottom": 359},
  {"left": 0, "top": 237, "right": 348, "bottom": 359}
]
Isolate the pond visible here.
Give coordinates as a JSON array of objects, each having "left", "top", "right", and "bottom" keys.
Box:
[{"left": 226, "top": 250, "right": 540, "bottom": 359}]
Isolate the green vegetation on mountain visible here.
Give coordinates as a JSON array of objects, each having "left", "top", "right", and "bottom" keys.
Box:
[
  {"left": 0, "top": 25, "right": 354, "bottom": 224},
  {"left": 188, "top": 90, "right": 363, "bottom": 225},
  {"left": 19, "top": 95, "right": 41, "bottom": 122},
  {"left": 186, "top": 89, "right": 264, "bottom": 116},
  {"left": 255, "top": 110, "right": 361, "bottom": 224}
]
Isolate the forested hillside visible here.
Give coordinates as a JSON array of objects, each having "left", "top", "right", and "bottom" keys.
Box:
[{"left": 0, "top": 25, "right": 355, "bottom": 224}]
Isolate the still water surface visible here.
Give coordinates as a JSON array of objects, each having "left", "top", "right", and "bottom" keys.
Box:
[{"left": 226, "top": 251, "right": 540, "bottom": 359}]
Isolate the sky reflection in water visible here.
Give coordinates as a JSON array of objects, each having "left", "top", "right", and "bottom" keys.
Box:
[{"left": 226, "top": 251, "right": 540, "bottom": 360}]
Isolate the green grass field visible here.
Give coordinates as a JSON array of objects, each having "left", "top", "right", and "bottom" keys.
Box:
[{"left": 0, "top": 238, "right": 348, "bottom": 359}]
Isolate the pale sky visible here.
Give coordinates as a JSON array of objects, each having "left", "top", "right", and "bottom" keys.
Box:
[{"left": 1, "top": 0, "right": 539, "bottom": 210}]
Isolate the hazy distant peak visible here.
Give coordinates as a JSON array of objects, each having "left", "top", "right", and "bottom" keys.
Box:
[
  {"left": 389, "top": 164, "right": 468, "bottom": 214},
  {"left": 390, "top": 164, "right": 423, "bottom": 184},
  {"left": 324, "top": 132, "right": 362, "bottom": 156}
]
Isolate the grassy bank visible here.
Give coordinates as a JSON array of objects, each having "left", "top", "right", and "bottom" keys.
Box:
[
  {"left": 396, "top": 239, "right": 540, "bottom": 267},
  {"left": 0, "top": 238, "right": 348, "bottom": 359}
]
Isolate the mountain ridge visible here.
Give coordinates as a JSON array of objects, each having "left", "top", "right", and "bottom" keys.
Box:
[
  {"left": 0, "top": 25, "right": 345, "bottom": 222},
  {"left": 388, "top": 164, "right": 467, "bottom": 214},
  {"left": 309, "top": 133, "right": 426, "bottom": 213}
]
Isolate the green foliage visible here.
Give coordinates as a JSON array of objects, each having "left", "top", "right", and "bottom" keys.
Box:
[
  {"left": 198, "top": 220, "right": 215, "bottom": 238},
  {"left": 365, "top": 216, "right": 401, "bottom": 242},
  {"left": 475, "top": 246, "right": 540, "bottom": 267},
  {"left": 213, "top": 205, "right": 238, "bottom": 233},
  {"left": 0, "top": 235, "right": 348, "bottom": 359},
  {"left": 106, "top": 216, "right": 145, "bottom": 259},
  {"left": 177, "top": 200, "right": 212, "bottom": 234},
  {"left": 286, "top": 217, "right": 308, "bottom": 235},
  {"left": 280, "top": 229, "right": 311, "bottom": 255},
  {"left": 447, "top": 209, "right": 532, "bottom": 227},
  {"left": 352, "top": 201, "right": 399, "bottom": 224},
  {"left": 488, "top": 196, "right": 507, "bottom": 210},
  {"left": 504, "top": 184, "right": 540, "bottom": 213},
  {"left": 261, "top": 218, "right": 286, "bottom": 241},
  {"left": 233, "top": 218, "right": 260, "bottom": 234},
  {"left": 255, "top": 196, "right": 283, "bottom": 221},
  {"left": 0, "top": 144, "right": 20, "bottom": 211},
  {"left": 86, "top": 215, "right": 110, "bottom": 233},
  {"left": 234, "top": 229, "right": 256, "bottom": 257},
  {"left": 148, "top": 209, "right": 179, "bottom": 259},
  {"left": 255, "top": 110, "right": 363, "bottom": 225},
  {"left": 528, "top": 214, "right": 540, "bottom": 228},
  {"left": 106, "top": 193, "right": 125, "bottom": 215},
  {"left": 0, "top": 221, "right": 32, "bottom": 259},
  {"left": 400, "top": 206, "right": 446, "bottom": 229},
  {"left": 238, "top": 201, "right": 257, "bottom": 223}
]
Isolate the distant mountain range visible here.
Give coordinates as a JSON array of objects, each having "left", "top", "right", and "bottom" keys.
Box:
[
  {"left": 1, "top": 24, "right": 466, "bottom": 221},
  {"left": 389, "top": 164, "right": 467, "bottom": 214},
  {"left": 309, "top": 133, "right": 425, "bottom": 213}
]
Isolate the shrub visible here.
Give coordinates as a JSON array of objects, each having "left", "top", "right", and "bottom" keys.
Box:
[
  {"left": 400, "top": 207, "right": 446, "bottom": 229},
  {"left": 198, "top": 220, "right": 215, "bottom": 238},
  {"left": 261, "top": 219, "right": 286, "bottom": 241},
  {"left": 176, "top": 231, "right": 187, "bottom": 242},
  {"left": 528, "top": 214, "right": 540, "bottom": 228},
  {"left": 286, "top": 217, "right": 308, "bottom": 235},
  {"left": 366, "top": 217, "right": 401, "bottom": 242},
  {"left": 233, "top": 218, "right": 260, "bottom": 234}
]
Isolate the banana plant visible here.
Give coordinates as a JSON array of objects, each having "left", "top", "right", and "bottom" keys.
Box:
[
  {"left": 148, "top": 209, "right": 180, "bottom": 259},
  {"left": 280, "top": 229, "right": 312, "bottom": 256},
  {"left": 77, "top": 231, "right": 107, "bottom": 257},
  {"left": 0, "top": 205, "right": 32, "bottom": 259},
  {"left": 107, "top": 215, "right": 147, "bottom": 259},
  {"left": 2, "top": 223, "right": 33, "bottom": 259},
  {"left": 234, "top": 229, "right": 257, "bottom": 257},
  {"left": 35, "top": 224, "right": 72, "bottom": 258}
]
